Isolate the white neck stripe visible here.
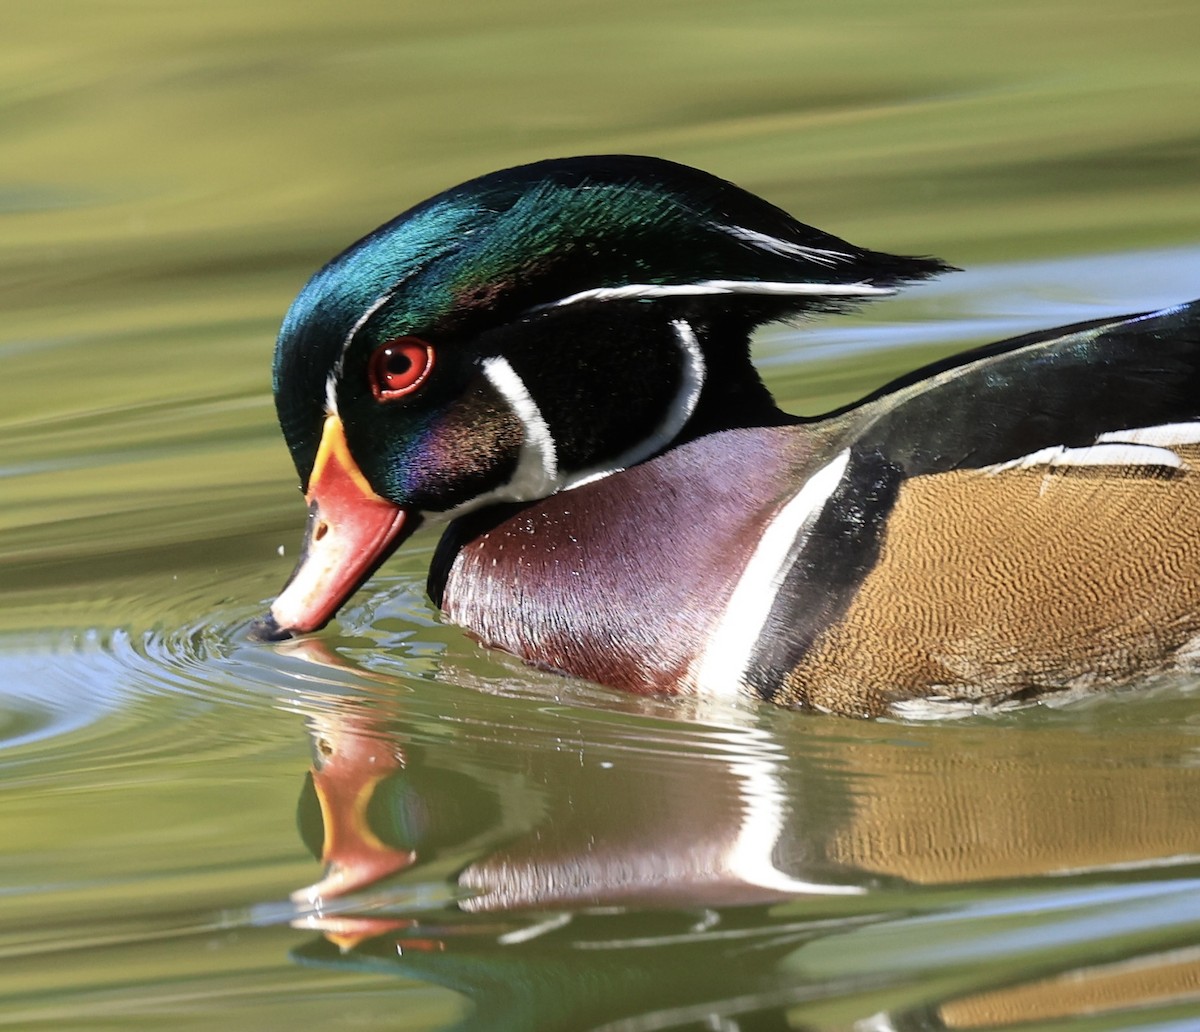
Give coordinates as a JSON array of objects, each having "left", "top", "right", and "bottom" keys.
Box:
[
  {"left": 690, "top": 449, "right": 852, "bottom": 697},
  {"left": 562, "top": 319, "right": 707, "bottom": 490},
  {"left": 448, "top": 323, "right": 708, "bottom": 516}
]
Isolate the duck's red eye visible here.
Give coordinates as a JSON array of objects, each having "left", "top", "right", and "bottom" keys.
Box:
[{"left": 369, "top": 338, "right": 435, "bottom": 401}]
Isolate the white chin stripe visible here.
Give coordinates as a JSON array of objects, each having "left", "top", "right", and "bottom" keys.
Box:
[
  {"left": 561, "top": 319, "right": 707, "bottom": 490},
  {"left": 540, "top": 279, "right": 892, "bottom": 310},
  {"left": 984, "top": 442, "right": 1185, "bottom": 475},
  {"left": 689, "top": 449, "right": 853, "bottom": 697},
  {"left": 480, "top": 355, "right": 559, "bottom": 501}
]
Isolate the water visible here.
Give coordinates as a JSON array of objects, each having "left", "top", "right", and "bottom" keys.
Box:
[{"left": 5, "top": 2, "right": 1200, "bottom": 1028}]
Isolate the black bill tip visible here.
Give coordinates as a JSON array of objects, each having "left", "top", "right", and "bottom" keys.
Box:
[{"left": 248, "top": 612, "right": 295, "bottom": 643}]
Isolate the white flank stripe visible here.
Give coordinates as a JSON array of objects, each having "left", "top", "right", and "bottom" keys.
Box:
[
  {"left": 563, "top": 319, "right": 707, "bottom": 489},
  {"left": 1097, "top": 421, "right": 1200, "bottom": 447},
  {"left": 494, "top": 914, "right": 573, "bottom": 945},
  {"left": 855, "top": 1013, "right": 902, "bottom": 1032},
  {"left": 542, "top": 279, "right": 891, "bottom": 310},
  {"left": 722, "top": 726, "right": 865, "bottom": 895},
  {"left": 480, "top": 355, "right": 559, "bottom": 500},
  {"left": 718, "top": 223, "right": 855, "bottom": 267},
  {"left": 690, "top": 449, "right": 852, "bottom": 697},
  {"left": 984, "top": 442, "right": 1184, "bottom": 475}
]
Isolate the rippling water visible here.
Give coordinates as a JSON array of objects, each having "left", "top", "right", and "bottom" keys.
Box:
[{"left": 6, "top": 2, "right": 1200, "bottom": 1029}]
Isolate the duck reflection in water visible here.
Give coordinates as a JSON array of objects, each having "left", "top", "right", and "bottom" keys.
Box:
[
  {"left": 285, "top": 641, "right": 875, "bottom": 1031},
  {"left": 276, "top": 641, "right": 1200, "bottom": 1030}
]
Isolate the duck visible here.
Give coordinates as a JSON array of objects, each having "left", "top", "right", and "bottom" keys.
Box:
[{"left": 252, "top": 154, "right": 1200, "bottom": 717}]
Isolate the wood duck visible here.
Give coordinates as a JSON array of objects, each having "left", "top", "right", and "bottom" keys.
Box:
[{"left": 253, "top": 154, "right": 1200, "bottom": 717}]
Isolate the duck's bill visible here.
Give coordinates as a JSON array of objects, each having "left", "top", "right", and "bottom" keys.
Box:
[{"left": 251, "top": 415, "right": 418, "bottom": 642}]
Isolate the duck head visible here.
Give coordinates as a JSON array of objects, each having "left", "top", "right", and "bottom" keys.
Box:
[{"left": 255, "top": 155, "right": 946, "bottom": 640}]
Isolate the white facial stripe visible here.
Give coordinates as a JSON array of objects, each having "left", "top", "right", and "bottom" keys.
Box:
[
  {"left": 562, "top": 319, "right": 707, "bottom": 489},
  {"left": 984, "top": 442, "right": 1184, "bottom": 475},
  {"left": 323, "top": 373, "right": 339, "bottom": 417},
  {"left": 717, "top": 223, "right": 855, "bottom": 268},
  {"left": 690, "top": 449, "right": 853, "bottom": 697},
  {"left": 480, "top": 355, "right": 559, "bottom": 500},
  {"left": 1097, "top": 422, "right": 1200, "bottom": 447},
  {"left": 444, "top": 322, "right": 708, "bottom": 518},
  {"left": 334, "top": 286, "right": 403, "bottom": 379},
  {"left": 540, "top": 279, "right": 892, "bottom": 310}
]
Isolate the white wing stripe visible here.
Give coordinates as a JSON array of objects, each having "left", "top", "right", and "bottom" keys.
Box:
[
  {"left": 1097, "top": 422, "right": 1200, "bottom": 447},
  {"left": 984, "top": 420, "right": 1200, "bottom": 476},
  {"left": 984, "top": 443, "right": 1184, "bottom": 474}
]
